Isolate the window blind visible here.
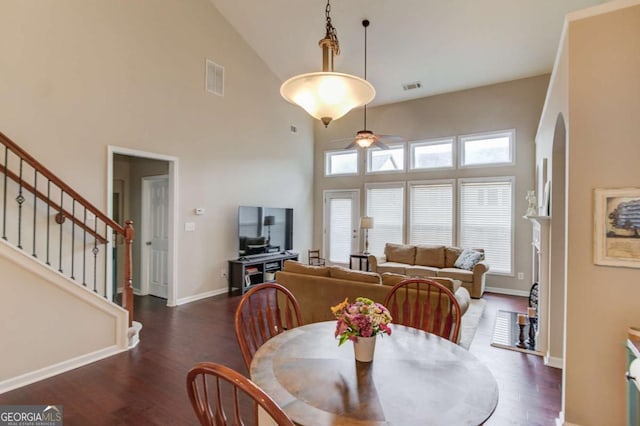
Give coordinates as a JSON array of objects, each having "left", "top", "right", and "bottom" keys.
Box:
[
  {"left": 366, "top": 185, "right": 404, "bottom": 255},
  {"left": 328, "top": 198, "right": 352, "bottom": 263},
  {"left": 459, "top": 180, "right": 513, "bottom": 274},
  {"left": 409, "top": 183, "right": 453, "bottom": 246}
]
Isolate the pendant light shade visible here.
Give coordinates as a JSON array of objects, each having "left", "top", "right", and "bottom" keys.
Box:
[
  {"left": 279, "top": 0, "right": 375, "bottom": 127},
  {"left": 280, "top": 72, "right": 374, "bottom": 127}
]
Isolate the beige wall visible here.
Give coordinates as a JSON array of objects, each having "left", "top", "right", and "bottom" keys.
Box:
[
  {"left": 537, "top": 3, "right": 640, "bottom": 424},
  {"left": 0, "top": 0, "right": 314, "bottom": 301},
  {"left": 0, "top": 241, "right": 126, "bottom": 388},
  {"left": 314, "top": 75, "right": 549, "bottom": 293}
]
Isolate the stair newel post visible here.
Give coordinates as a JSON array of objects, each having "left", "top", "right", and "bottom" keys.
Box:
[{"left": 123, "top": 220, "right": 135, "bottom": 327}]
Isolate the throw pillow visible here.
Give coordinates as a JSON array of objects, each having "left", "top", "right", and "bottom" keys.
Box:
[{"left": 454, "top": 248, "right": 484, "bottom": 271}]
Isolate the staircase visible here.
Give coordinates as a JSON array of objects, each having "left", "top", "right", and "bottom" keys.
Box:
[{"left": 0, "top": 131, "right": 137, "bottom": 393}]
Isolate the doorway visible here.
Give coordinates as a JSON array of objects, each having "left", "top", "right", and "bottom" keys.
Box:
[
  {"left": 108, "top": 147, "right": 178, "bottom": 307},
  {"left": 323, "top": 190, "right": 360, "bottom": 265}
]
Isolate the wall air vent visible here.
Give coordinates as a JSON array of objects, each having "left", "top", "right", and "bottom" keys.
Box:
[
  {"left": 402, "top": 81, "right": 422, "bottom": 91},
  {"left": 205, "top": 59, "right": 224, "bottom": 96}
]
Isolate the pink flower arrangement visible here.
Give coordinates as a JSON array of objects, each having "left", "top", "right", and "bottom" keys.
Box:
[{"left": 330, "top": 297, "right": 392, "bottom": 346}]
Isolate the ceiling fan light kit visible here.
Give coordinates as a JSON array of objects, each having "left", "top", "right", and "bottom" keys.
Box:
[{"left": 279, "top": 0, "right": 375, "bottom": 128}]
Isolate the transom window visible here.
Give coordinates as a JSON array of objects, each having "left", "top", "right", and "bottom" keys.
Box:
[
  {"left": 366, "top": 143, "right": 405, "bottom": 174},
  {"left": 410, "top": 138, "right": 454, "bottom": 170},
  {"left": 325, "top": 149, "right": 358, "bottom": 176},
  {"left": 460, "top": 130, "right": 514, "bottom": 167}
]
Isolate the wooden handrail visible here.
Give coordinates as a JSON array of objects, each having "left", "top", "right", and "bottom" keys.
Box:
[
  {"left": 0, "top": 131, "right": 124, "bottom": 236},
  {"left": 0, "top": 131, "right": 134, "bottom": 327},
  {"left": 0, "top": 163, "right": 108, "bottom": 244}
]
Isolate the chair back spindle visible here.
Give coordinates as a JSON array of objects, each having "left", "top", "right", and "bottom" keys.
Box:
[{"left": 384, "top": 278, "right": 461, "bottom": 343}]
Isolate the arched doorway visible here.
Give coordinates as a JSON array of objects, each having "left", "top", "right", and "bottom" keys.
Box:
[{"left": 548, "top": 113, "right": 566, "bottom": 367}]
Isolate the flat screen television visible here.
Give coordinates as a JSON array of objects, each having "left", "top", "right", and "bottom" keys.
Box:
[{"left": 238, "top": 206, "right": 293, "bottom": 257}]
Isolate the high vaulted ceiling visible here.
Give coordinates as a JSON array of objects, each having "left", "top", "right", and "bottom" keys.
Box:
[{"left": 210, "top": 0, "right": 605, "bottom": 106}]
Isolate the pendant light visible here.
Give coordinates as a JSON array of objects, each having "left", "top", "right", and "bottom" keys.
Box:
[{"left": 280, "top": 0, "right": 375, "bottom": 127}]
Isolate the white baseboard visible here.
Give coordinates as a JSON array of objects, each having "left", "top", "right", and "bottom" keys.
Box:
[
  {"left": 545, "top": 354, "right": 563, "bottom": 369},
  {"left": 0, "top": 345, "right": 127, "bottom": 394},
  {"left": 175, "top": 288, "right": 227, "bottom": 306},
  {"left": 485, "top": 286, "right": 529, "bottom": 297}
]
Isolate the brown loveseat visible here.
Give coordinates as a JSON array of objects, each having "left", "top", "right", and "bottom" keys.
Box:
[
  {"left": 275, "top": 260, "right": 471, "bottom": 343},
  {"left": 367, "top": 243, "right": 489, "bottom": 298}
]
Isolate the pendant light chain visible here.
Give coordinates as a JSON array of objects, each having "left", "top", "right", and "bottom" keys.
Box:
[{"left": 324, "top": 0, "right": 340, "bottom": 56}]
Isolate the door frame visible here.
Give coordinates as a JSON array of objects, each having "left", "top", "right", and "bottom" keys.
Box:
[
  {"left": 323, "top": 189, "right": 361, "bottom": 265},
  {"left": 140, "top": 175, "right": 169, "bottom": 298},
  {"left": 107, "top": 146, "right": 179, "bottom": 307}
]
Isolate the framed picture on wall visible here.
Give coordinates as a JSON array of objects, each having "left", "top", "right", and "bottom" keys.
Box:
[{"left": 594, "top": 187, "right": 640, "bottom": 268}]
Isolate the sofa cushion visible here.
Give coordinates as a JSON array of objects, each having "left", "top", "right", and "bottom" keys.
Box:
[
  {"left": 381, "top": 272, "right": 408, "bottom": 287},
  {"left": 445, "top": 247, "right": 463, "bottom": 268},
  {"left": 329, "top": 265, "right": 381, "bottom": 284},
  {"left": 376, "top": 262, "right": 408, "bottom": 275},
  {"left": 437, "top": 268, "right": 473, "bottom": 283},
  {"left": 283, "top": 260, "right": 330, "bottom": 276},
  {"left": 415, "top": 245, "right": 445, "bottom": 268},
  {"left": 406, "top": 266, "right": 441, "bottom": 277},
  {"left": 381, "top": 272, "right": 461, "bottom": 293},
  {"left": 384, "top": 243, "right": 416, "bottom": 265},
  {"left": 454, "top": 248, "right": 485, "bottom": 271}
]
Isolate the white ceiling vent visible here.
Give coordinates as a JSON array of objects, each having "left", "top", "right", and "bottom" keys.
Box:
[
  {"left": 205, "top": 59, "right": 224, "bottom": 96},
  {"left": 402, "top": 81, "right": 422, "bottom": 91}
]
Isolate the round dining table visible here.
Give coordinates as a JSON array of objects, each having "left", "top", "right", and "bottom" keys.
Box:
[{"left": 250, "top": 321, "right": 498, "bottom": 426}]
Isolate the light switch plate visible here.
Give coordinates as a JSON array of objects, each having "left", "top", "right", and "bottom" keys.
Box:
[{"left": 185, "top": 222, "right": 196, "bottom": 231}]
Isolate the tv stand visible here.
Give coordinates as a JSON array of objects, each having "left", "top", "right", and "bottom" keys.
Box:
[{"left": 228, "top": 252, "right": 298, "bottom": 295}]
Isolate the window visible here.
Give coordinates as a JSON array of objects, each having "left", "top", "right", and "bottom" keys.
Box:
[
  {"left": 366, "top": 143, "right": 405, "bottom": 174},
  {"left": 365, "top": 183, "right": 404, "bottom": 255},
  {"left": 459, "top": 178, "right": 514, "bottom": 274},
  {"left": 409, "top": 181, "right": 454, "bottom": 246},
  {"left": 325, "top": 150, "right": 358, "bottom": 176},
  {"left": 410, "top": 138, "right": 454, "bottom": 170},
  {"left": 460, "top": 130, "right": 514, "bottom": 167}
]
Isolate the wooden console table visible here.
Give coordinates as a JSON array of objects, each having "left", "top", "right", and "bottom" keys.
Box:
[{"left": 228, "top": 252, "right": 298, "bottom": 295}]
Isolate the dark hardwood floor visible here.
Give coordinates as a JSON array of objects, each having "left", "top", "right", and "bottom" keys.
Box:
[{"left": 0, "top": 292, "right": 561, "bottom": 425}]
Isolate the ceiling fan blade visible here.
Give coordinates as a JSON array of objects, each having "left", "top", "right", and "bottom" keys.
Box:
[
  {"left": 373, "top": 139, "right": 390, "bottom": 150},
  {"left": 344, "top": 141, "right": 357, "bottom": 150}
]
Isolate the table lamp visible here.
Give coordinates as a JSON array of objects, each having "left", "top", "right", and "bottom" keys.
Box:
[
  {"left": 359, "top": 216, "right": 374, "bottom": 254},
  {"left": 263, "top": 215, "right": 275, "bottom": 245}
]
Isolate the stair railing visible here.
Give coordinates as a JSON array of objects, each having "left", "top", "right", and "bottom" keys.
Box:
[{"left": 0, "top": 131, "right": 134, "bottom": 326}]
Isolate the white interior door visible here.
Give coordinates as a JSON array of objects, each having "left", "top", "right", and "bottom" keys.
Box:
[
  {"left": 142, "top": 176, "right": 169, "bottom": 299},
  {"left": 324, "top": 190, "right": 360, "bottom": 265}
]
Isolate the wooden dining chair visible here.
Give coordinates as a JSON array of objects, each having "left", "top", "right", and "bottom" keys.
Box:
[
  {"left": 186, "top": 361, "right": 295, "bottom": 426},
  {"left": 235, "top": 282, "right": 303, "bottom": 370},
  {"left": 384, "top": 278, "right": 462, "bottom": 343},
  {"left": 308, "top": 249, "right": 325, "bottom": 266}
]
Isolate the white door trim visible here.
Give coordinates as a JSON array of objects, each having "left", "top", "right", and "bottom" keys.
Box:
[{"left": 107, "top": 146, "right": 179, "bottom": 307}]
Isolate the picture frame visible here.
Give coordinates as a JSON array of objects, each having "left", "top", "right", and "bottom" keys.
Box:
[{"left": 594, "top": 187, "right": 640, "bottom": 268}]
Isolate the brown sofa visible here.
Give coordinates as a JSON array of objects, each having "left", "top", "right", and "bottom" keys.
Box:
[
  {"left": 367, "top": 243, "right": 489, "bottom": 298},
  {"left": 275, "top": 261, "right": 471, "bottom": 343}
]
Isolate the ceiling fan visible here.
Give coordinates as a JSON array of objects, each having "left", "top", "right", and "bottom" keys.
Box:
[{"left": 335, "top": 20, "right": 406, "bottom": 150}]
